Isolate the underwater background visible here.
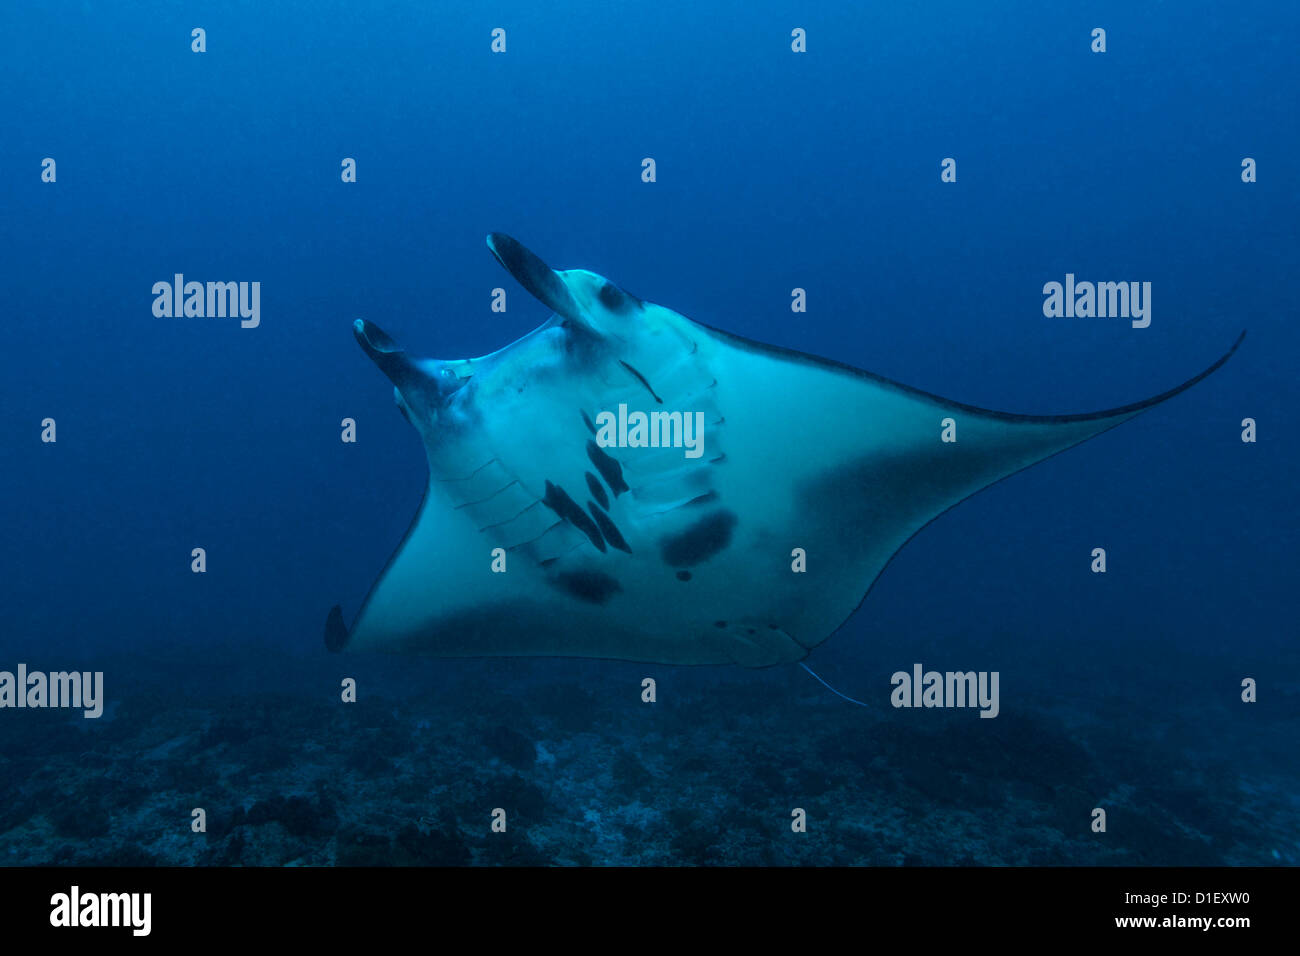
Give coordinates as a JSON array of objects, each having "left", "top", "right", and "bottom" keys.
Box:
[{"left": 2, "top": 0, "right": 1296, "bottom": 865}]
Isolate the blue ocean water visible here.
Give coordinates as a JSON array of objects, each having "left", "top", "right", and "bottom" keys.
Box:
[{"left": 2, "top": 1, "right": 1296, "bottom": 865}]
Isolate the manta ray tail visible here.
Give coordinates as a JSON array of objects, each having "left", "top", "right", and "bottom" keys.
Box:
[{"left": 799, "top": 662, "right": 871, "bottom": 707}]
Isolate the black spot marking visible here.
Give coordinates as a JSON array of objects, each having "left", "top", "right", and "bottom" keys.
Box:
[
  {"left": 553, "top": 570, "right": 622, "bottom": 605},
  {"left": 585, "top": 472, "right": 609, "bottom": 510},
  {"left": 587, "top": 502, "right": 631, "bottom": 553},
  {"left": 598, "top": 282, "right": 625, "bottom": 311},
  {"left": 598, "top": 281, "right": 642, "bottom": 311},
  {"left": 581, "top": 410, "right": 597, "bottom": 436},
  {"left": 714, "top": 620, "right": 727, "bottom": 628},
  {"left": 619, "top": 360, "right": 663, "bottom": 404},
  {"left": 542, "top": 481, "right": 606, "bottom": 552},
  {"left": 676, "top": 570, "right": 692, "bottom": 581},
  {"left": 586, "top": 440, "right": 629, "bottom": 496},
  {"left": 660, "top": 510, "right": 738, "bottom": 567}
]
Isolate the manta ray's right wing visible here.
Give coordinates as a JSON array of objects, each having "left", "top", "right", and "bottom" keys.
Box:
[{"left": 692, "top": 324, "right": 1245, "bottom": 653}]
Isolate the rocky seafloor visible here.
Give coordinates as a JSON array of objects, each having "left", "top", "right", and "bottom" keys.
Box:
[{"left": 1, "top": 642, "right": 1295, "bottom": 867}]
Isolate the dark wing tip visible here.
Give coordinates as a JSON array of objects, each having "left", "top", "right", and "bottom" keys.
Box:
[
  {"left": 1050, "top": 327, "right": 1246, "bottom": 424},
  {"left": 324, "top": 604, "right": 349, "bottom": 653},
  {"left": 702, "top": 320, "right": 1246, "bottom": 426},
  {"left": 981, "top": 328, "right": 1246, "bottom": 424}
]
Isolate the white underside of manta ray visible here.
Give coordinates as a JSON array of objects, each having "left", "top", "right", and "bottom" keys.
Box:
[{"left": 325, "top": 234, "right": 1242, "bottom": 668}]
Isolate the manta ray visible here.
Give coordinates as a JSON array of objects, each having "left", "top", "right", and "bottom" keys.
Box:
[{"left": 326, "top": 234, "right": 1241, "bottom": 667}]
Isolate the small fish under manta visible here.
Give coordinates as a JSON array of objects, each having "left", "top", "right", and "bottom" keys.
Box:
[{"left": 325, "top": 234, "right": 1243, "bottom": 668}]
